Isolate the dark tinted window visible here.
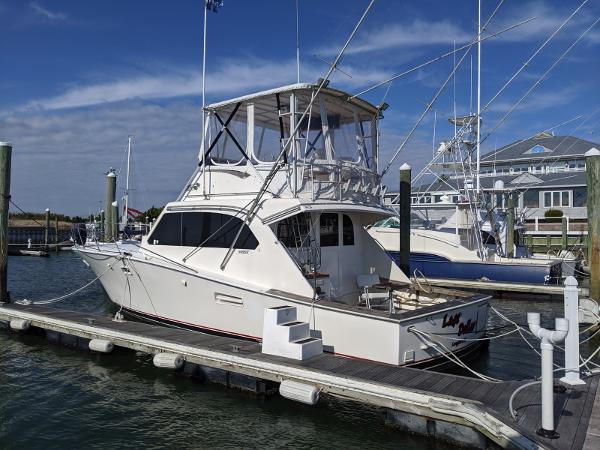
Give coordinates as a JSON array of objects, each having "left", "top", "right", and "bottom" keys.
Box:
[
  {"left": 148, "top": 212, "right": 181, "bottom": 246},
  {"left": 320, "top": 213, "right": 338, "bottom": 247},
  {"left": 342, "top": 214, "right": 354, "bottom": 245},
  {"left": 149, "top": 212, "right": 258, "bottom": 250}
]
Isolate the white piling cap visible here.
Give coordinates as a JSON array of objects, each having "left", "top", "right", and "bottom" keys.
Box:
[
  {"left": 0, "top": 141, "right": 12, "bottom": 147},
  {"left": 399, "top": 163, "right": 411, "bottom": 170},
  {"left": 585, "top": 147, "right": 600, "bottom": 157},
  {"left": 111, "top": 201, "right": 118, "bottom": 207},
  {"left": 564, "top": 275, "right": 578, "bottom": 287},
  {"left": 45, "top": 208, "right": 50, "bottom": 212}
]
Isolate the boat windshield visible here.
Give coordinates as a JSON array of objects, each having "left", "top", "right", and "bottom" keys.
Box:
[{"left": 202, "top": 86, "right": 378, "bottom": 170}]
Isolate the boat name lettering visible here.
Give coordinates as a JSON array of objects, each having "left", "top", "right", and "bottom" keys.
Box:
[
  {"left": 458, "top": 319, "right": 477, "bottom": 336},
  {"left": 442, "top": 312, "right": 461, "bottom": 328}
]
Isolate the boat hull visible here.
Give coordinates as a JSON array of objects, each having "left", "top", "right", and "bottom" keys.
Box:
[
  {"left": 387, "top": 251, "right": 561, "bottom": 284},
  {"left": 76, "top": 245, "right": 490, "bottom": 367}
]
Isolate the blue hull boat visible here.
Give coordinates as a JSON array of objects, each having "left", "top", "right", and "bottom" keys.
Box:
[{"left": 387, "top": 251, "right": 562, "bottom": 285}]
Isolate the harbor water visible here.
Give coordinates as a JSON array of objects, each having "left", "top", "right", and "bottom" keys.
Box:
[{"left": 1, "top": 252, "right": 598, "bottom": 448}]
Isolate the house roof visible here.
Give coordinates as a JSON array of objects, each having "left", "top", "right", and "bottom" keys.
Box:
[
  {"left": 480, "top": 134, "right": 599, "bottom": 164},
  {"left": 402, "top": 170, "right": 588, "bottom": 194}
]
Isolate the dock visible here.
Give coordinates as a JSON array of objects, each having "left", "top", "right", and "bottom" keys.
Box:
[
  {"left": 424, "top": 277, "right": 590, "bottom": 298},
  {"left": 1, "top": 302, "right": 598, "bottom": 449}
]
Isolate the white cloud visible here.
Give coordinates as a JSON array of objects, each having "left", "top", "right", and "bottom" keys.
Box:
[
  {"left": 318, "top": 20, "right": 471, "bottom": 57},
  {"left": 488, "top": 1, "right": 598, "bottom": 44},
  {"left": 23, "top": 58, "right": 393, "bottom": 111},
  {"left": 2, "top": 100, "right": 201, "bottom": 215},
  {"left": 486, "top": 85, "right": 583, "bottom": 115},
  {"left": 29, "top": 1, "right": 67, "bottom": 21}
]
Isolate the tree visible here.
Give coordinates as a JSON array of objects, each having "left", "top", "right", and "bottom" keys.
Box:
[{"left": 142, "top": 205, "right": 164, "bottom": 222}]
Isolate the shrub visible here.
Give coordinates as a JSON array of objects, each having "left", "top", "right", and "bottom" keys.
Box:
[{"left": 544, "top": 209, "right": 563, "bottom": 218}]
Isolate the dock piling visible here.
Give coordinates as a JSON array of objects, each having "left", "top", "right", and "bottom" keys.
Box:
[
  {"left": 0, "top": 142, "right": 12, "bottom": 303},
  {"left": 111, "top": 201, "right": 118, "bottom": 240},
  {"left": 585, "top": 148, "right": 599, "bottom": 300},
  {"left": 506, "top": 192, "right": 515, "bottom": 258},
  {"left": 105, "top": 169, "right": 116, "bottom": 242},
  {"left": 44, "top": 208, "right": 50, "bottom": 249},
  {"left": 562, "top": 217, "right": 568, "bottom": 251},
  {"left": 54, "top": 215, "right": 58, "bottom": 254},
  {"left": 398, "top": 163, "right": 411, "bottom": 276}
]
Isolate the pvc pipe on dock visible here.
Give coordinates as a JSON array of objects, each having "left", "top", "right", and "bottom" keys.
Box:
[{"left": 527, "top": 312, "right": 569, "bottom": 439}]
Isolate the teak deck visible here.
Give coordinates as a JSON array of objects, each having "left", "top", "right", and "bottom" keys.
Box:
[{"left": 1, "top": 303, "right": 598, "bottom": 450}]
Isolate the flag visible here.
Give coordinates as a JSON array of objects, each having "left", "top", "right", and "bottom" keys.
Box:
[
  {"left": 126, "top": 207, "right": 144, "bottom": 219},
  {"left": 206, "top": 0, "right": 223, "bottom": 12}
]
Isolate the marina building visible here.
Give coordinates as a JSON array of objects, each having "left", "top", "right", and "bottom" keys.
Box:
[{"left": 386, "top": 133, "right": 597, "bottom": 224}]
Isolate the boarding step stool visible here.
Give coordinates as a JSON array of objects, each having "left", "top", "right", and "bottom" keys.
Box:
[{"left": 261, "top": 306, "right": 323, "bottom": 360}]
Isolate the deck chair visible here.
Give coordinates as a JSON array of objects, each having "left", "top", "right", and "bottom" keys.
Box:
[{"left": 356, "top": 274, "right": 394, "bottom": 313}]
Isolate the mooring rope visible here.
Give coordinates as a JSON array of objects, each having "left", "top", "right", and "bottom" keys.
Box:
[
  {"left": 408, "top": 326, "right": 501, "bottom": 382},
  {"left": 15, "top": 258, "right": 120, "bottom": 306}
]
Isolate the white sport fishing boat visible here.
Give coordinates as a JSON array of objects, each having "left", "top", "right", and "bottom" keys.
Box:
[{"left": 75, "top": 84, "right": 490, "bottom": 366}]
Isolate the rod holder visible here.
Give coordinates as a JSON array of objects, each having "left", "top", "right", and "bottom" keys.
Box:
[{"left": 527, "top": 312, "right": 569, "bottom": 439}]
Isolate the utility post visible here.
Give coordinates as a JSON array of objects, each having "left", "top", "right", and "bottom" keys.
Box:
[
  {"left": 586, "top": 148, "right": 600, "bottom": 300},
  {"left": 399, "top": 163, "right": 411, "bottom": 277},
  {"left": 0, "top": 142, "right": 12, "bottom": 303}
]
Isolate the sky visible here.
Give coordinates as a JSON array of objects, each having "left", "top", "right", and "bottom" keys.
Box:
[{"left": 0, "top": 0, "right": 599, "bottom": 215}]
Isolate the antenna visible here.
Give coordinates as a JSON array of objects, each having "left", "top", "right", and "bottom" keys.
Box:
[
  {"left": 453, "top": 40, "right": 457, "bottom": 141},
  {"left": 432, "top": 109, "right": 437, "bottom": 159},
  {"left": 469, "top": 55, "right": 473, "bottom": 115},
  {"left": 476, "top": 0, "right": 482, "bottom": 193},
  {"left": 296, "top": 0, "right": 300, "bottom": 83}
]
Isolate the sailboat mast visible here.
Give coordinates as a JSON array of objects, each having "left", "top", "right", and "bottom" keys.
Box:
[
  {"left": 124, "top": 136, "right": 132, "bottom": 226},
  {"left": 476, "top": 0, "right": 482, "bottom": 193}
]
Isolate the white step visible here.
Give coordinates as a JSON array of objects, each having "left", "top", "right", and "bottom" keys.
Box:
[
  {"left": 291, "top": 337, "right": 323, "bottom": 360},
  {"left": 265, "top": 306, "right": 297, "bottom": 325},
  {"left": 262, "top": 306, "right": 323, "bottom": 361},
  {"left": 280, "top": 321, "right": 310, "bottom": 342}
]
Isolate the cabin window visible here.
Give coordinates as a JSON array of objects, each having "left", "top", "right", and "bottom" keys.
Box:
[
  {"left": 342, "top": 215, "right": 354, "bottom": 246},
  {"left": 319, "top": 213, "right": 339, "bottom": 247},
  {"left": 148, "top": 213, "right": 181, "bottom": 246},
  {"left": 149, "top": 212, "right": 258, "bottom": 249}
]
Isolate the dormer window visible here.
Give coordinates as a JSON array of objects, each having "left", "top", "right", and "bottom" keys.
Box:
[{"left": 524, "top": 144, "right": 552, "bottom": 155}]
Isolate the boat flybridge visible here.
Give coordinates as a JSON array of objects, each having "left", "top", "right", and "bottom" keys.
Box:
[{"left": 76, "top": 83, "right": 489, "bottom": 367}]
